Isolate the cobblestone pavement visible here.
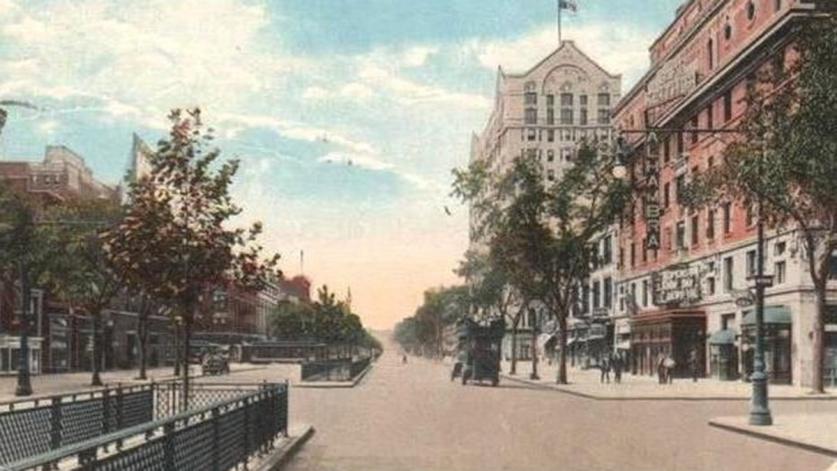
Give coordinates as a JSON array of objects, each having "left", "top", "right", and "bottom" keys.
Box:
[{"left": 273, "top": 343, "right": 835, "bottom": 471}]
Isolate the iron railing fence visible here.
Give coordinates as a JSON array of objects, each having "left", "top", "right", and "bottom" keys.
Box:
[
  {"left": 0, "top": 383, "right": 289, "bottom": 471},
  {"left": 300, "top": 357, "right": 372, "bottom": 382},
  {"left": 0, "top": 384, "right": 154, "bottom": 466},
  {"left": 152, "top": 381, "right": 280, "bottom": 418}
]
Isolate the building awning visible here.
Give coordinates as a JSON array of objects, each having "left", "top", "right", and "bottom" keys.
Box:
[
  {"left": 708, "top": 329, "right": 736, "bottom": 345},
  {"left": 742, "top": 306, "right": 792, "bottom": 326}
]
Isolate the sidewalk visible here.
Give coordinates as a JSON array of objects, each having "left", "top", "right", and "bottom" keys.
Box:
[
  {"left": 0, "top": 363, "right": 265, "bottom": 403},
  {"left": 499, "top": 360, "right": 837, "bottom": 400},
  {"left": 710, "top": 414, "right": 837, "bottom": 458}
]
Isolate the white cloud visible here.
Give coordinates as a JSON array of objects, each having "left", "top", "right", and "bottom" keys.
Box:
[
  {"left": 400, "top": 46, "right": 439, "bottom": 68},
  {"left": 317, "top": 152, "right": 393, "bottom": 171},
  {"left": 35, "top": 119, "right": 60, "bottom": 136},
  {"left": 468, "top": 22, "right": 655, "bottom": 89}
]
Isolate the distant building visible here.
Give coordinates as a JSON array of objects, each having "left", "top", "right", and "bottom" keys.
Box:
[{"left": 469, "top": 40, "right": 621, "bottom": 364}]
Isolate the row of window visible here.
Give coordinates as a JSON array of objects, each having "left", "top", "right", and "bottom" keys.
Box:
[
  {"left": 522, "top": 127, "right": 611, "bottom": 143},
  {"left": 525, "top": 92, "right": 611, "bottom": 108},
  {"left": 525, "top": 107, "right": 610, "bottom": 126}
]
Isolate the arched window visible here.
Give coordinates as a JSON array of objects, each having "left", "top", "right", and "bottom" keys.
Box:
[
  {"left": 724, "top": 23, "right": 732, "bottom": 40},
  {"left": 747, "top": 1, "right": 756, "bottom": 21}
]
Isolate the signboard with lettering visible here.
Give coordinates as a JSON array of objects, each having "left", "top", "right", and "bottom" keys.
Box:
[
  {"left": 652, "top": 264, "right": 702, "bottom": 306},
  {"left": 644, "top": 132, "right": 661, "bottom": 250},
  {"left": 646, "top": 59, "right": 698, "bottom": 109}
]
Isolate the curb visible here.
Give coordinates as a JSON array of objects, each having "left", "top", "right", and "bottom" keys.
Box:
[
  {"left": 257, "top": 425, "right": 316, "bottom": 470},
  {"left": 295, "top": 363, "right": 374, "bottom": 389},
  {"left": 500, "top": 374, "right": 837, "bottom": 402},
  {"left": 708, "top": 420, "right": 837, "bottom": 458}
]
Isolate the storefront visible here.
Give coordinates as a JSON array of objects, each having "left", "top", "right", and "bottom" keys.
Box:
[
  {"left": 630, "top": 309, "right": 705, "bottom": 378},
  {"left": 708, "top": 329, "right": 738, "bottom": 381},
  {"left": 741, "top": 305, "right": 792, "bottom": 384},
  {"left": 0, "top": 335, "right": 42, "bottom": 375}
]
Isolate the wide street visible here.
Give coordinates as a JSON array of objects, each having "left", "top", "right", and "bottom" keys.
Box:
[{"left": 206, "top": 337, "right": 835, "bottom": 471}]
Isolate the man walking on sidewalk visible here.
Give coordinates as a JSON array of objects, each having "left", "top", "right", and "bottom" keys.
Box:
[{"left": 599, "top": 355, "right": 611, "bottom": 384}]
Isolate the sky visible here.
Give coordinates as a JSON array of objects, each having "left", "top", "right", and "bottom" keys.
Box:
[{"left": 0, "top": 0, "right": 683, "bottom": 329}]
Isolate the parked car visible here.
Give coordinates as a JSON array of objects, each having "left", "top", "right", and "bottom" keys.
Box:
[{"left": 201, "top": 352, "right": 230, "bottom": 376}]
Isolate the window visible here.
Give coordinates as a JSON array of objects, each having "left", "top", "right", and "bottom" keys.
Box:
[
  {"left": 723, "top": 202, "right": 732, "bottom": 233},
  {"left": 724, "top": 256, "right": 734, "bottom": 291},
  {"left": 528, "top": 128, "right": 537, "bottom": 141},
  {"left": 525, "top": 108, "right": 537, "bottom": 125},
  {"left": 560, "top": 93, "right": 573, "bottom": 107},
  {"left": 707, "top": 39, "right": 714, "bottom": 70},
  {"left": 746, "top": 250, "right": 757, "bottom": 277},
  {"left": 706, "top": 209, "right": 715, "bottom": 239},
  {"left": 604, "top": 277, "right": 612, "bottom": 308},
  {"left": 775, "top": 261, "right": 786, "bottom": 285},
  {"left": 597, "top": 93, "right": 610, "bottom": 107},
  {"left": 560, "top": 109, "right": 573, "bottom": 125},
  {"left": 708, "top": 155, "right": 714, "bottom": 168},
  {"left": 691, "top": 215, "right": 699, "bottom": 246},
  {"left": 690, "top": 116, "right": 699, "bottom": 144},
  {"left": 580, "top": 109, "right": 588, "bottom": 125},
  {"left": 829, "top": 250, "right": 837, "bottom": 280},
  {"left": 547, "top": 109, "right": 555, "bottom": 125},
  {"left": 724, "top": 23, "right": 732, "bottom": 41},
  {"left": 723, "top": 90, "right": 733, "bottom": 121},
  {"left": 630, "top": 243, "right": 636, "bottom": 268},
  {"left": 547, "top": 94, "right": 554, "bottom": 107},
  {"left": 547, "top": 150, "right": 555, "bottom": 162},
  {"left": 547, "top": 169, "right": 555, "bottom": 181},
  {"left": 663, "top": 137, "right": 671, "bottom": 163},
  {"left": 525, "top": 92, "right": 537, "bottom": 105},
  {"left": 747, "top": 1, "right": 756, "bottom": 21},
  {"left": 597, "top": 109, "right": 610, "bottom": 124},
  {"left": 581, "top": 284, "right": 590, "bottom": 314},
  {"left": 676, "top": 175, "right": 685, "bottom": 203},
  {"left": 707, "top": 276, "right": 716, "bottom": 295},
  {"left": 706, "top": 103, "right": 714, "bottom": 130},
  {"left": 642, "top": 280, "right": 649, "bottom": 306},
  {"left": 676, "top": 221, "right": 686, "bottom": 249},
  {"left": 642, "top": 239, "right": 648, "bottom": 262},
  {"left": 677, "top": 131, "right": 684, "bottom": 154},
  {"left": 602, "top": 236, "right": 612, "bottom": 264},
  {"left": 775, "top": 0, "right": 782, "bottom": 11},
  {"left": 592, "top": 281, "right": 601, "bottom": 309},
  {"left": 721, "top": 313, "right": 735, "bottom": 330},
  {"left": 746, "top": 205, "right": 756, "bottom": 227},
  {"left": 774, "top": 241, "right": 786, "bottom": 256},
  {"left": 580, "top": 95, "right": 588, "bottom": 106},
  {"left": 547, "top": 129, "right": 555, "bottom": 142}
]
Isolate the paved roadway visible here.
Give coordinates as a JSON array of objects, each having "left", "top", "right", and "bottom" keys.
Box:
[{"left": 273, "top": 343, "right": 835, "bottom": 471}]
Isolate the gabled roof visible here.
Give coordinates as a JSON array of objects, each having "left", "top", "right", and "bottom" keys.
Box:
[{"left": 503, "top": 40, "right": 621, "bottom": 80}]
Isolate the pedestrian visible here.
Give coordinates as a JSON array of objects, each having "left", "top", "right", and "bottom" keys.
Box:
[
  {"left": 664, "top": 354, "right": 676, "bottom": 384},
  {"left": 612, "top": 352, "right": 623, "bottom": 384},
  {"left": 656, "top": 352, "right": 666, "bottom": 384},
  {"left": 599, "top": 355, "right": 611, "bottom": 384},
  {"left": 688, "top": 349, "right": 700, "bottom": 383}
]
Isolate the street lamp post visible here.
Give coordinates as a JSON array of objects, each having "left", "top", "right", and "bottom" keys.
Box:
[{"left": 749, "top": 141, "right": 773, "bottom": 426}]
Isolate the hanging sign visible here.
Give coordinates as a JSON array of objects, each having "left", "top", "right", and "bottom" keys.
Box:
[
  {"left": 645, "top": 132, "right": 661, "bottom": 250},
  {"left": 652, "top": 263, "right": 702, "bottom": 306}
]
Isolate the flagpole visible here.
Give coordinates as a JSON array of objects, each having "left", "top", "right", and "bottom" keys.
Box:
[{"left": 557, "top": 0, "right": 562, "bottom": 44}]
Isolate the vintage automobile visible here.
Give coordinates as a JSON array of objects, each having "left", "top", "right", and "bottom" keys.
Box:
[
  {"left": 458, "top": 318, "right": 505, "bottom": 387},
  {"left": 201, "top": 351, "right": 230, "bottom": 376}
]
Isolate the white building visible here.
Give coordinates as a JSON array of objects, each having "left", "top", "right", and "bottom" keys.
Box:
[{"left": 469, "top": 41, "right": 622, "bottom": 363}]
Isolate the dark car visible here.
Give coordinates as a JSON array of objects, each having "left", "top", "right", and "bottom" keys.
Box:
[{"left": 201, "top": 352, "right": 230, "bottom": 376}]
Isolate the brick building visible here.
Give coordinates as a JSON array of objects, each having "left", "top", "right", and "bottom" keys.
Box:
[{"left": 612, "top": 0, "right": 836, "bottom": 386}]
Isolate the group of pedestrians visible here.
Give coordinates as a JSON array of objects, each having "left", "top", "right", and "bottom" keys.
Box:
[
  {"left": 655, "top": 349, "right": 702, "bottom": 384},
  {"left": 598, "top": 351, "right": 625, "bottom": 384}
]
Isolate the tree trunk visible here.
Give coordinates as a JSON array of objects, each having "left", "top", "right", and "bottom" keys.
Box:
[
  {"left": 510, "top": 317, "right": 519, "bottom": 375},
  {"left": 137, "top": 300, "right": 149, "bottom": 380},
  {"left": 557, "top": 314, "right": 568, "bottom": 384},
  {"left": 182, "top": 305, "right": 196, "bottom": 411},
  {"left": 173, "top": 321, "right": 181, "bottom": 377},
  {"left": 812, "top": 282, "right": 826, "bottom": 393},
  {"left": 91, "top": 312, "right": 103, "bottom": 387},
  {"left": 530, "top": 322, "right": 539, "bottom": 380}
]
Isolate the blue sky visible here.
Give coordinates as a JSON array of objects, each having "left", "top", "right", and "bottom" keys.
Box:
[{"left": 0, "top": 0, "right": 681, "bottom": 328}]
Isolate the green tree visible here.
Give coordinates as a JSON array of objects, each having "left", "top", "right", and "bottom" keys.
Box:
[
  {"left": 684, "top": 17, "right": 837, "bottom": 393},
  {"left": 102, "top": 108, "right": 279, "bottom": 405},
  {"left": 40, "top": 198, "right": 123, "bottom": 386}
]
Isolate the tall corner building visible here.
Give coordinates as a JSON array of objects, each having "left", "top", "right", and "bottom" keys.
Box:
[
  {"left": 469, "top": 40, "right": 622, "bottom": 362},
  {"left": 612, "top": 0, "right": 836, "bottom": 387}
]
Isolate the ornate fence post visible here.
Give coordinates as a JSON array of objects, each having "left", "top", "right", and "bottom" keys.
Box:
[
  {"left": 211, "top": 407, "right": 220, "bottom": 471},
  {"left": 163, "top": 421, "right": 176, "bottom": 471}
]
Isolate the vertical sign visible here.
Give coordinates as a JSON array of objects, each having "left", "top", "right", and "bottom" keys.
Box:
[{"left": 644, "top": 132, "right": 661, "bottom": 250}]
